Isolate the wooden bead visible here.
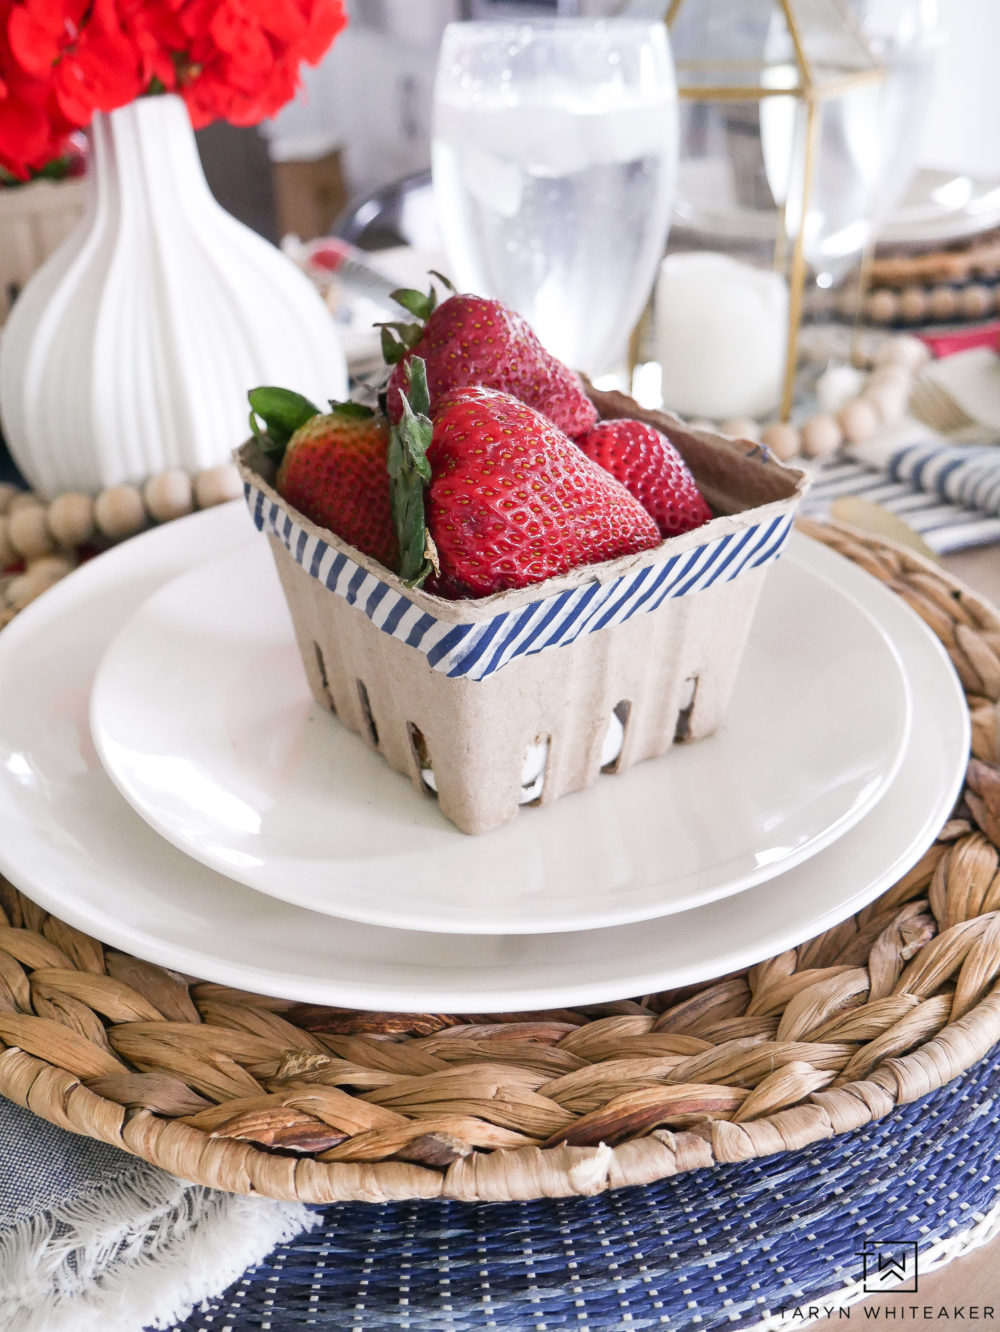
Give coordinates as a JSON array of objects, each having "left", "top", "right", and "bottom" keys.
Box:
[
  {"left": 0, "top": 517, "right": 18, "bottom": 568},
  {"left": 865, "top": 288, "right": 899, "bottom": 324},
  {"left": 7, "top": 503, "right": 55, "bottom": 561},
  {"left": 959, "top": 284, "right": 992, "bottom": 320},
  {"left": 719, "top": 418, "right": 760, "bottom": 442},
  {"left": 143, "top": 469, "right": 194, "bottom": 524},
  {"left": 7, "top": 491, "right": 40, "bottom": 514},
  {"left": 47, "top": 492, "right": 96, "bottom": 549},
  {"left": 5, "top": 564, "right": 64, "bottom": 610},
  {"left": 868, "top": 364, "right": 911, "bottom": 394},
  {"left": 4, "top": 574, "right": 36, "bottom": 611},
  {"left": 876, "top": 334, "right": 929, "bottom": 372},
  {"left": 94, "top": 485, "right": 146, "bottom": 540},
  {"left": 835, "top": 286, "right": 861, "bottom": 319},
  {"left": 815, "top": 364, "right": 865, "bottom": 414},
  {"left": 898, "top": 287, "right": 928, "bottom": 324},
  {"left": 928, "top": 285, "right": 959, "bottom": 323},
  {"left": 193, "top": 463, "right": 242, "bottom": 510},
  {"left": 800, "top": 414, "right": 843, "bottom": 459},
  {"left": 863, "top": 383, "right": 910, "bottom": 423},
  {"left": 26, "top": 554, "right": 74, "bottom": 582},
  {"left": 837, "top": 399, "right": 879, "bottom": 444},
  {"left": 0, "top": 483, "right": 22, "bottom": 516},
  {"left": 760, "top": 422, "right": 801, "bottom": 461}
]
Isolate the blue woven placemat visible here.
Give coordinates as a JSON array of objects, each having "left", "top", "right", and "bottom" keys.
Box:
[{"left": 167, "top": 1039, "right": 1000, "bottom": 1331}]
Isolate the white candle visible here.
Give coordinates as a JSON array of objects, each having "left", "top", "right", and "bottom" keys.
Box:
[{"left": 655, "top": 252, "right": 789, "bottom": 420}]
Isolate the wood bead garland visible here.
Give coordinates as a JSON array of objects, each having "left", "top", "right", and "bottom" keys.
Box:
[
  {"left": 708, "top": 332, "right": 929, "bottom": 464},
  {"left": 0, "top": 461, "right": 244, "bottom": 617}
]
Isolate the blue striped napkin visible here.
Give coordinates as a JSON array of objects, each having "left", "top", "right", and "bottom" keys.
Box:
[{"left": 800, "top": 428, "right": 1000, "bottom": 554}]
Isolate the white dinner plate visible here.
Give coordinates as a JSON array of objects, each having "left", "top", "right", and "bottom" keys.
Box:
[
  {"left": 89, "top": 526, "right": 909, "bottom": 935},
  {"left": 875, "top": 169, "right": 1000, "bottom": 247},
  {"left": 673, "top": 164, "right": 1000, "bottom": 250},
  {"left": 0, "top": 504, "right": 969, "bottom": 1011}
]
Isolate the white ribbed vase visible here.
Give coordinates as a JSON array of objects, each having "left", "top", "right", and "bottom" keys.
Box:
[{"left": 0, "top": 95, "right": 348, "bottom": 497}]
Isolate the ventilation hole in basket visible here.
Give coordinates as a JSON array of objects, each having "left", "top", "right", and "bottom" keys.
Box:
[
  {"left": 357, "top": 680, "right": 379, "bottom": 748},
  {"left": 521, "top": 737, "right": 550, "bottom": 805},
  {"left": 312, "top": 643, "right": 336, "bottom": 715},
  {"left": 408, "top": 723, "right": 438, "bottom": 797},
  {"left": 674, "top": 676, "right": 699, "bottom": 742},
  {"left": 601, "top": 701, "right": 630, "bottom": 773}
]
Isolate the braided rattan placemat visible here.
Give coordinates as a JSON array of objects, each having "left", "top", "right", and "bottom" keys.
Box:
[
  {"left": 170, "top": 1040, "right": 1000, "bottom": 1330},
  {"left": 0, "top": 520, "right": 997, "bottom": 1206}
]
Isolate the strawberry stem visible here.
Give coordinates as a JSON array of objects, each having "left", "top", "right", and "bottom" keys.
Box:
[{"left": 387, "top": 357, "right": 434, "bottom": 586}]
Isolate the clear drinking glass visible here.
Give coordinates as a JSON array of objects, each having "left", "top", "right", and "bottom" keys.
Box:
[{"left": 431, "top": 18, "right": 678, "bottom": 377}]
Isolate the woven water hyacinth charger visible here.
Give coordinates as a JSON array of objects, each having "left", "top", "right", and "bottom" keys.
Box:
[{"left": 0, "top": 518, "right": 999, "bottom": 1328}]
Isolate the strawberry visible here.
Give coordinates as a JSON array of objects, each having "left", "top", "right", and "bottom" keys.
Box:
[
  {"left": 390, "top": 364, "right": 660, "bottom": 600},
  {"left": 383, "top": 289, "right": 598, "bottom": 439},
  {"left": 275, "top": 403, "right": 399, "bottom": 570},
  {"left": 578, "top": 419, "right": 713, "bottom": 539}
]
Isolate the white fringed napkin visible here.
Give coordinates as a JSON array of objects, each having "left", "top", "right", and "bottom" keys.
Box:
[{"left": 0, "top": 1097, "right": 318, "bottom": 1332}]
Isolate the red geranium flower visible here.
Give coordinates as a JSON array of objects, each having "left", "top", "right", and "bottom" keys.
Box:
[{"left": 0, "top": 0, "right": 348, "bottom": 177}]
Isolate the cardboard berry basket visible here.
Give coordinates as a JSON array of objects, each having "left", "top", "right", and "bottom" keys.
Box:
[{"left": 235, "top": 387, "right": 808, "bottom": 835}]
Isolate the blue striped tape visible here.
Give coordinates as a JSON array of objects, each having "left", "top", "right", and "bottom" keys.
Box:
[{"left": 245, "top": 480, "right": 794, "bottom": 682}]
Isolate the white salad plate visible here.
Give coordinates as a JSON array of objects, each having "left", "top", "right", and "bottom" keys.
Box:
[
  {"left": 90, "top": 523, "right": 909, "bottom": 935},
  {"left": 0, "top": 504, "right": 969, "bottom": 1011}
]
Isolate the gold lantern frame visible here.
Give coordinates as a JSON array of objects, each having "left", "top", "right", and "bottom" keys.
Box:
[{"left": 664, "top": 0, "right": 884, "bottom": 420}]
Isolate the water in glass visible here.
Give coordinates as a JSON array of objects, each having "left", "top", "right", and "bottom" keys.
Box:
[{"left": 432, "top": 19, "right": 678, "bottom": 376}]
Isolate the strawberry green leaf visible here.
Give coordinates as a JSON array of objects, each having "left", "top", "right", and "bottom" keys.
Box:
[
  {"left": 328, "top": 399, "right": 375, "bottom": 420},
  {"left": 248, "top": 409, "right": 282, "bottom": 458},
  {"left": 402, "top": 354, "right": 432, "bottom": 419},
  {"left": 427, "top": 269, "right": 456, "bottom": 296},
  {"left": 380, "top": 326, "right": 407, "bottom": 366},
  {"left": 388, "top": 357, "right": 434, "bottom": 586},
  {"left": 377, "top": 320, "right": 424, "bottom": 347},
  {"left": 247, "top": 387, "right": 320, "bottom": 459},
  {"left": 390, "top": 286, "right": 436, "bottom": 321}
]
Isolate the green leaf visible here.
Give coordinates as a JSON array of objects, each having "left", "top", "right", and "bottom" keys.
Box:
[
  {"left": 403, "top": 355, "right": 431, "bottom": 421},
  {"left": 247, "top": 387, "right": 320, "bottom": 459},
  {"left": 375, "top": 320, "right": 424, "bottom": 349},
  {"left": 388, "top": 356, "right": 434, "bottom": 585},
  {"left": 427, "top": 269, "right": 456, "bottom": 296},
  {"left": 248, "top": 410, "right": 284, "bottom": 461},
  {"left": 328, "top": 399, "right": 375, "bottom": 420},
  {"left": 391, "top": 286, "right": 436, "bottom": 321},
  {"left": 381, "top": 326, "right": 406, "bottom": 366}
]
